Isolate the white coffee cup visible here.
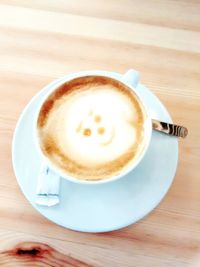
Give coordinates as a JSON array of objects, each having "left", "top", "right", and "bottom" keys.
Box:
[{"left": 34, "top": 70, "right": 152, "bottom": 184}]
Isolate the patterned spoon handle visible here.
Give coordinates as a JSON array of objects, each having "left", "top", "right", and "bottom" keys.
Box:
[{"left": 152, "top": 119, "right": 188, "bottom": 138}]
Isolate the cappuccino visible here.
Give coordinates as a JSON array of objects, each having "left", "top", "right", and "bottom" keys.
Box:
[{"left": 37, "top": 76, "right": 146, "bottom": 180}]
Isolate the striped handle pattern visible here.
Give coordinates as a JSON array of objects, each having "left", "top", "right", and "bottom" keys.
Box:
[{"left": 152, "top": 119, "right": 188, "bottom": 138}]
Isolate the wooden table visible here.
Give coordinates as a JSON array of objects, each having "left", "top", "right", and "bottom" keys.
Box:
[{"left": 0, "top": 1, "right": 199, "bottom": 266}]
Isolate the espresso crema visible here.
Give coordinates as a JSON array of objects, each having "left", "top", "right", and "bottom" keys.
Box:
[{"left": 37, "top": 76, "right": 146, "bottom": 180}]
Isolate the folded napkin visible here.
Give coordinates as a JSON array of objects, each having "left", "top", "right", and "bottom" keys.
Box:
[{"left": 35, "top": 164, "right": 60, "bottom": 207}]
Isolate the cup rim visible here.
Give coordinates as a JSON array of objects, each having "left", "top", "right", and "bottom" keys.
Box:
[{"left": 34, "top": 70, "right": 152, "bottom": 185}]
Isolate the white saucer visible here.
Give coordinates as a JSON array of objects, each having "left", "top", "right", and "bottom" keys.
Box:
[{"left": 12, "top": 72, "right": 178, "bottom": 233}]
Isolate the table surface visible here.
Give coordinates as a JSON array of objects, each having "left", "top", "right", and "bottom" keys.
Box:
[{"left": 0, "top": 1, "right": 200, "bottom": 266}]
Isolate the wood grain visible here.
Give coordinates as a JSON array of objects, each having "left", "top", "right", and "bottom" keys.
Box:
[
  {"left": 0, "top": 1, "right": 200, "bottom": 266},
  {"left": 0, "top": 242, "right": 92, "bottom": 267}
]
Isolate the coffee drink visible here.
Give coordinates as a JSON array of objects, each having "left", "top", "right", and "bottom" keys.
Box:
[{"left": 37, "top": 76, "right": 147, "bottom": 181}]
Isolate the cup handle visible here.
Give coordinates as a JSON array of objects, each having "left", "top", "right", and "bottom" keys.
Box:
[
  {"left": 122, "top": 69, "right": 188, "bottom": 138},
  {"left": 122, "top": 69, "right": 140, "bottom": 88}
]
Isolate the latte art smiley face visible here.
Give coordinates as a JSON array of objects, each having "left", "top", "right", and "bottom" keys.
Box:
[
  {"left": 76, "top": 112, "right": 114, "bottom": 145},
  {"left": 37, "top": 76, "right": 147, "bottom": 181}
]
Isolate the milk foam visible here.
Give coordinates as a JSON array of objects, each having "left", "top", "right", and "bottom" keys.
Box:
[{"left": 37, "top": 77, "right": 146, "bottom": 180}]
